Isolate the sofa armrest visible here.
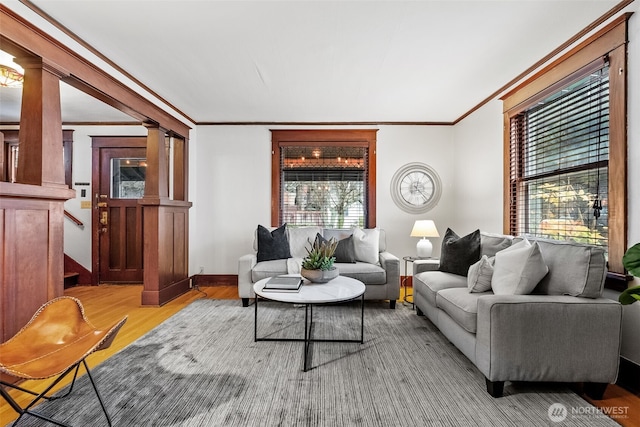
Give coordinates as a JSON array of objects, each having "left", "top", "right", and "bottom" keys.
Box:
[
  {"left": 238, "top": 254, "right": 257, "bottom": 299},
  {"left": 475, "top": 294, "right": 622, "bottom": 383},
  {"left": 413, "top": 259, "right": 439, "bottom": 275},
  {"left": 379, "top": 251, "right": 400, "bottom": 289}
]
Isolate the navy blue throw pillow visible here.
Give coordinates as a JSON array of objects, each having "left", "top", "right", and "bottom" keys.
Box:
[
  {"left": 257, "top": 224, "right": 291, "bottom": 262},
  {"left": 438, "top": 228, "right": 481, "bottom": 277}
]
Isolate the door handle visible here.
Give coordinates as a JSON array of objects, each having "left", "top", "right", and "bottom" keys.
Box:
[{"left": 100, "top": 211, "right": 108, "bottom": 225}]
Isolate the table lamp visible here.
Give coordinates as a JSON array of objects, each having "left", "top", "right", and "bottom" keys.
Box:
[{"left": 410, "top": 220, "right": 439, "bottom": 258}]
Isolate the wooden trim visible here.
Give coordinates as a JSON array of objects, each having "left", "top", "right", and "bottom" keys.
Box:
[
  {"left": 1, "top": 129, "right": 73, "bottom": 187},
  {"left": 454, "top": 2, "right": 634, "bottom": 124},
  {"left": 18, "top": 0, "right": 196, "bottom": 126},
  {"left": 62, "top": 130, "right": 73, "bottom": 188},
  {"left": 90, "top": 136, "right": 148, "bottom": 148},
  {"left": 64, "top": 121, "right": 142, "bottom": 127},
  {"left": 606, "top": 44, "right": 628, "bottom": 274},
  {"left": 0, "top": 131, "right": 4, "bottom": 182},
  {"left": 172, "top": 136, "right": 187, "bottom": 201},
  {"left": 192, "top": 274, "right": 238, "bottom": 287},
  {"left": 270, "top": 129, "right": 378, "bottom": 228},
  {"left": 368, "top": 137, "right": 377, "bottom": 227},
  {"left": 502, "top": 18, "right": 629, "bottom": 276},
  {"left": 502, "top": 14, "right": 630, "bottom": 111},
  {"left": 199, "top": 121, "right": 451, "bottom": 126},
  {"left": 605, "top": 272, "right": 634, "bottom": 292},
  {"left": 618, "top": 357, "right": 640, "bottom": 394},
  {"left": 0, "top": 181, "right": 75, "bottom": 200},
  {"left": 271, "top": 138, "right": 280, "bottom": 225},
  {"left": 3, "top": 1, "right": 630, "bottom": 131},
  {"left": 502, "top": 113, "right": 511, "bottom": 235},
  {"left": 141, "top": 276, "right": 191, "bottom": 307},
  {"left": 2, "top": 122, "right": 143, "bottom": 127},
  {"left": 0, "top": 5, "right": 191, "bottom": 138}
]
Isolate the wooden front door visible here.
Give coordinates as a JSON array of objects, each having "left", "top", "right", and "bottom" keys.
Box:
[{"left": 92, "top": 138, "right": 147, "bottom": 283}]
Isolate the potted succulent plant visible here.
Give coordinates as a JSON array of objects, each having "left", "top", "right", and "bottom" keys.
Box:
[
  {"left": 301, "top": 237, "right": 339, "bottom": 283},
  {"left": 619, "top": 243, "right": 640, "bottom": 305}
]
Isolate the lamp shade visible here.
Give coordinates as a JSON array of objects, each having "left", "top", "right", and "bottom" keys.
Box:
[
  {"left": 410, "top": 220, "right": 439, "bottom": 258},
  {"left": 410, "top": 220, "right": 439, "bottom": 238}
]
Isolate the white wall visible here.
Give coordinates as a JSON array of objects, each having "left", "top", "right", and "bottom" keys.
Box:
[
  {"left": 57, "top": 1, "right": 640, "bottom": 366},
  {"left": 451, "top": 100, "right": 504, "bottom": 235},
  {"left": 188, "top": 125, "right": 456, "bottom": 275},
  {"left": 450, "top": 5, "right": 640, "bottom": 365}
]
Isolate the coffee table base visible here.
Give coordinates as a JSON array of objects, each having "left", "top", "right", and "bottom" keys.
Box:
[{"left": 254, "top": 294, "right": 365, "bottom": 372}]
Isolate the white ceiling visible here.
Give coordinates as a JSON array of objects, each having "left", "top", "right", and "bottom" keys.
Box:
[{"left": 0, "top": 0, "right": 625, "bottom": 124}]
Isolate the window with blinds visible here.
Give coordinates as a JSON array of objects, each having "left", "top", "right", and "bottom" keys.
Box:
[
  {"left": 509, "top": 66, "right": 609, "bottom": 248},
  {"left": 280, "top": 146, "right": 367, "bottom": 228}
]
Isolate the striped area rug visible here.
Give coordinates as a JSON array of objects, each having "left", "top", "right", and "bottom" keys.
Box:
[{"left": 12, "top": 299, "right": 618, "bottom": 426}]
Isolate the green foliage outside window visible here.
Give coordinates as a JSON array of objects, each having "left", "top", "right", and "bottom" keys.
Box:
[{"left": 527, "top": 171, "right": 607, "bottom": 247}]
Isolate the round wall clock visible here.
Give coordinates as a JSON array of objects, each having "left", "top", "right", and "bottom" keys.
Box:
[{"left": 390, "top": 162, "right": 442, "bottom": 214}]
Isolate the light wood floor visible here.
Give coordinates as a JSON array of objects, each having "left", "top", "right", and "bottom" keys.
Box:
[{"left": 1, "top": 285, "right": 638, "bottom": 426}]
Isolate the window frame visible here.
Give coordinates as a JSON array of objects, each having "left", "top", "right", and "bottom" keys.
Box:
[
  {"left": 501, "top": 15, "right": 628, "bottom": 277},
  {"left": 271, "top": 129, "right": 377, "bottom": 228},
  {"left": 508, "top": 62, "right": 610, "bottom": 248}
]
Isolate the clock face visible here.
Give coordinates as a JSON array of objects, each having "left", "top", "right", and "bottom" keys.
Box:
[
  {"left": 390, "top": 163, "right": 442, "bottom": 214},
  {"left": 400, "top": 171, "right": 435, "bottom": 206}
]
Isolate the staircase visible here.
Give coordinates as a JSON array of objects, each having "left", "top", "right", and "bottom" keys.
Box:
[
  {"left": 64, "top": 272, "right": 80, "bottom": 288},
  {"left": 64, "top": 254, "right": 91, "bottom": 287}
]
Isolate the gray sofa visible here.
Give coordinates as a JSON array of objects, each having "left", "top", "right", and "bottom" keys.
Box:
[
  {"left": 238, "top": 226, "right": 400, "bottom": 308},
  {"left": 413, "top": 231, "right": 622, "bottom": 398}
]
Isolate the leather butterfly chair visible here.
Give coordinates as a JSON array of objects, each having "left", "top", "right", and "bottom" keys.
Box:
[{"left": 0, "top": 296, "right": 127, "bottom": 426}]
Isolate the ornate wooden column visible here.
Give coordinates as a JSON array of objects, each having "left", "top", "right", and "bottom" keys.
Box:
[
  {"left": 0, "top": 57, "right": 75, "bottom": 342},
  {"left": 139, "top": 124, "right": 191, "bottom": 306}
]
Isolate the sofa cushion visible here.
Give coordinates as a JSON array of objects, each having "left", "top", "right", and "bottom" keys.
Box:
[
  {"left": 436, "top": 288, "right": 488, "bottom": 334},
  {"left": 323, "top": 228, "right": 387, "bottom": 253},
  {"left": 414, "top": 271, "right": 467, "bottom": 307},
  {"left": 467, "top": 255, "right": 495, "bottom": 293},
  {"left": 336, "top": 262, "right": 386, "bottom": 284},
  {"left": 480, "top": 232, "right": 513, "bottom": 257},
  {"left": 287, "top": 226, "right": 322, "bottom": 259},
  {"left": 257, "top": 224, "right": 291, "bottom": 262},
  {"left": 492, "top": 239, "right": 548, "bottom": 295},
  {"left": 532, "top": 239, "right": 607, "bottom": 298},
  {"left": 251, "top": 259, "right": 289, "bottom": 282},
  {"left": 316, "top": 233, "right": 356, "bottom": 263},
  {"left": 438, "top": 228, "right": 481, "bottom": 277},
  {"left": 352, "top": 228, "right": 380, "bottom": 264}
]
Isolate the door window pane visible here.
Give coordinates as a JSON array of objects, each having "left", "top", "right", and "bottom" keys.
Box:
[{"left": 111, "top": 158, "right": 146, "bottom": 199}]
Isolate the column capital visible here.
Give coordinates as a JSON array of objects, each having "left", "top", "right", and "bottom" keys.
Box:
[{"left": 15, "top": 56, "right": 69, "bottom": 79}]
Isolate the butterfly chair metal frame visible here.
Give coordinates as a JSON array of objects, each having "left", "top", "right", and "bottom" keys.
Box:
[{"left": 0, "top": 296, "right": 127, "bottom": 427}]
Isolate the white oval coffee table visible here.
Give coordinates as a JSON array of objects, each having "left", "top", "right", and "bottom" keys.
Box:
[{"left": 253, "top": 275, "right": 365, "bottom": 372}]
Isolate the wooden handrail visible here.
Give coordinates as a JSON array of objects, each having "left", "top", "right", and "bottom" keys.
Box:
[{"left": 64, "top": 210, "right": 84, "bottom": 228}]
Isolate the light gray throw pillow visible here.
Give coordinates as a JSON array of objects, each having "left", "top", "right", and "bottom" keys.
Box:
[
  {"left": 352, "top": 228, "right": 380, "bottom": 264},
  {"left": 287, "top": 226, "right": 322, "bottom": 259},
  {"left": 492, "top": 239, "right": 549, "bottom": 295},
  {"left": 467, "top": 255, "right": 495, "bottom": 293}
]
